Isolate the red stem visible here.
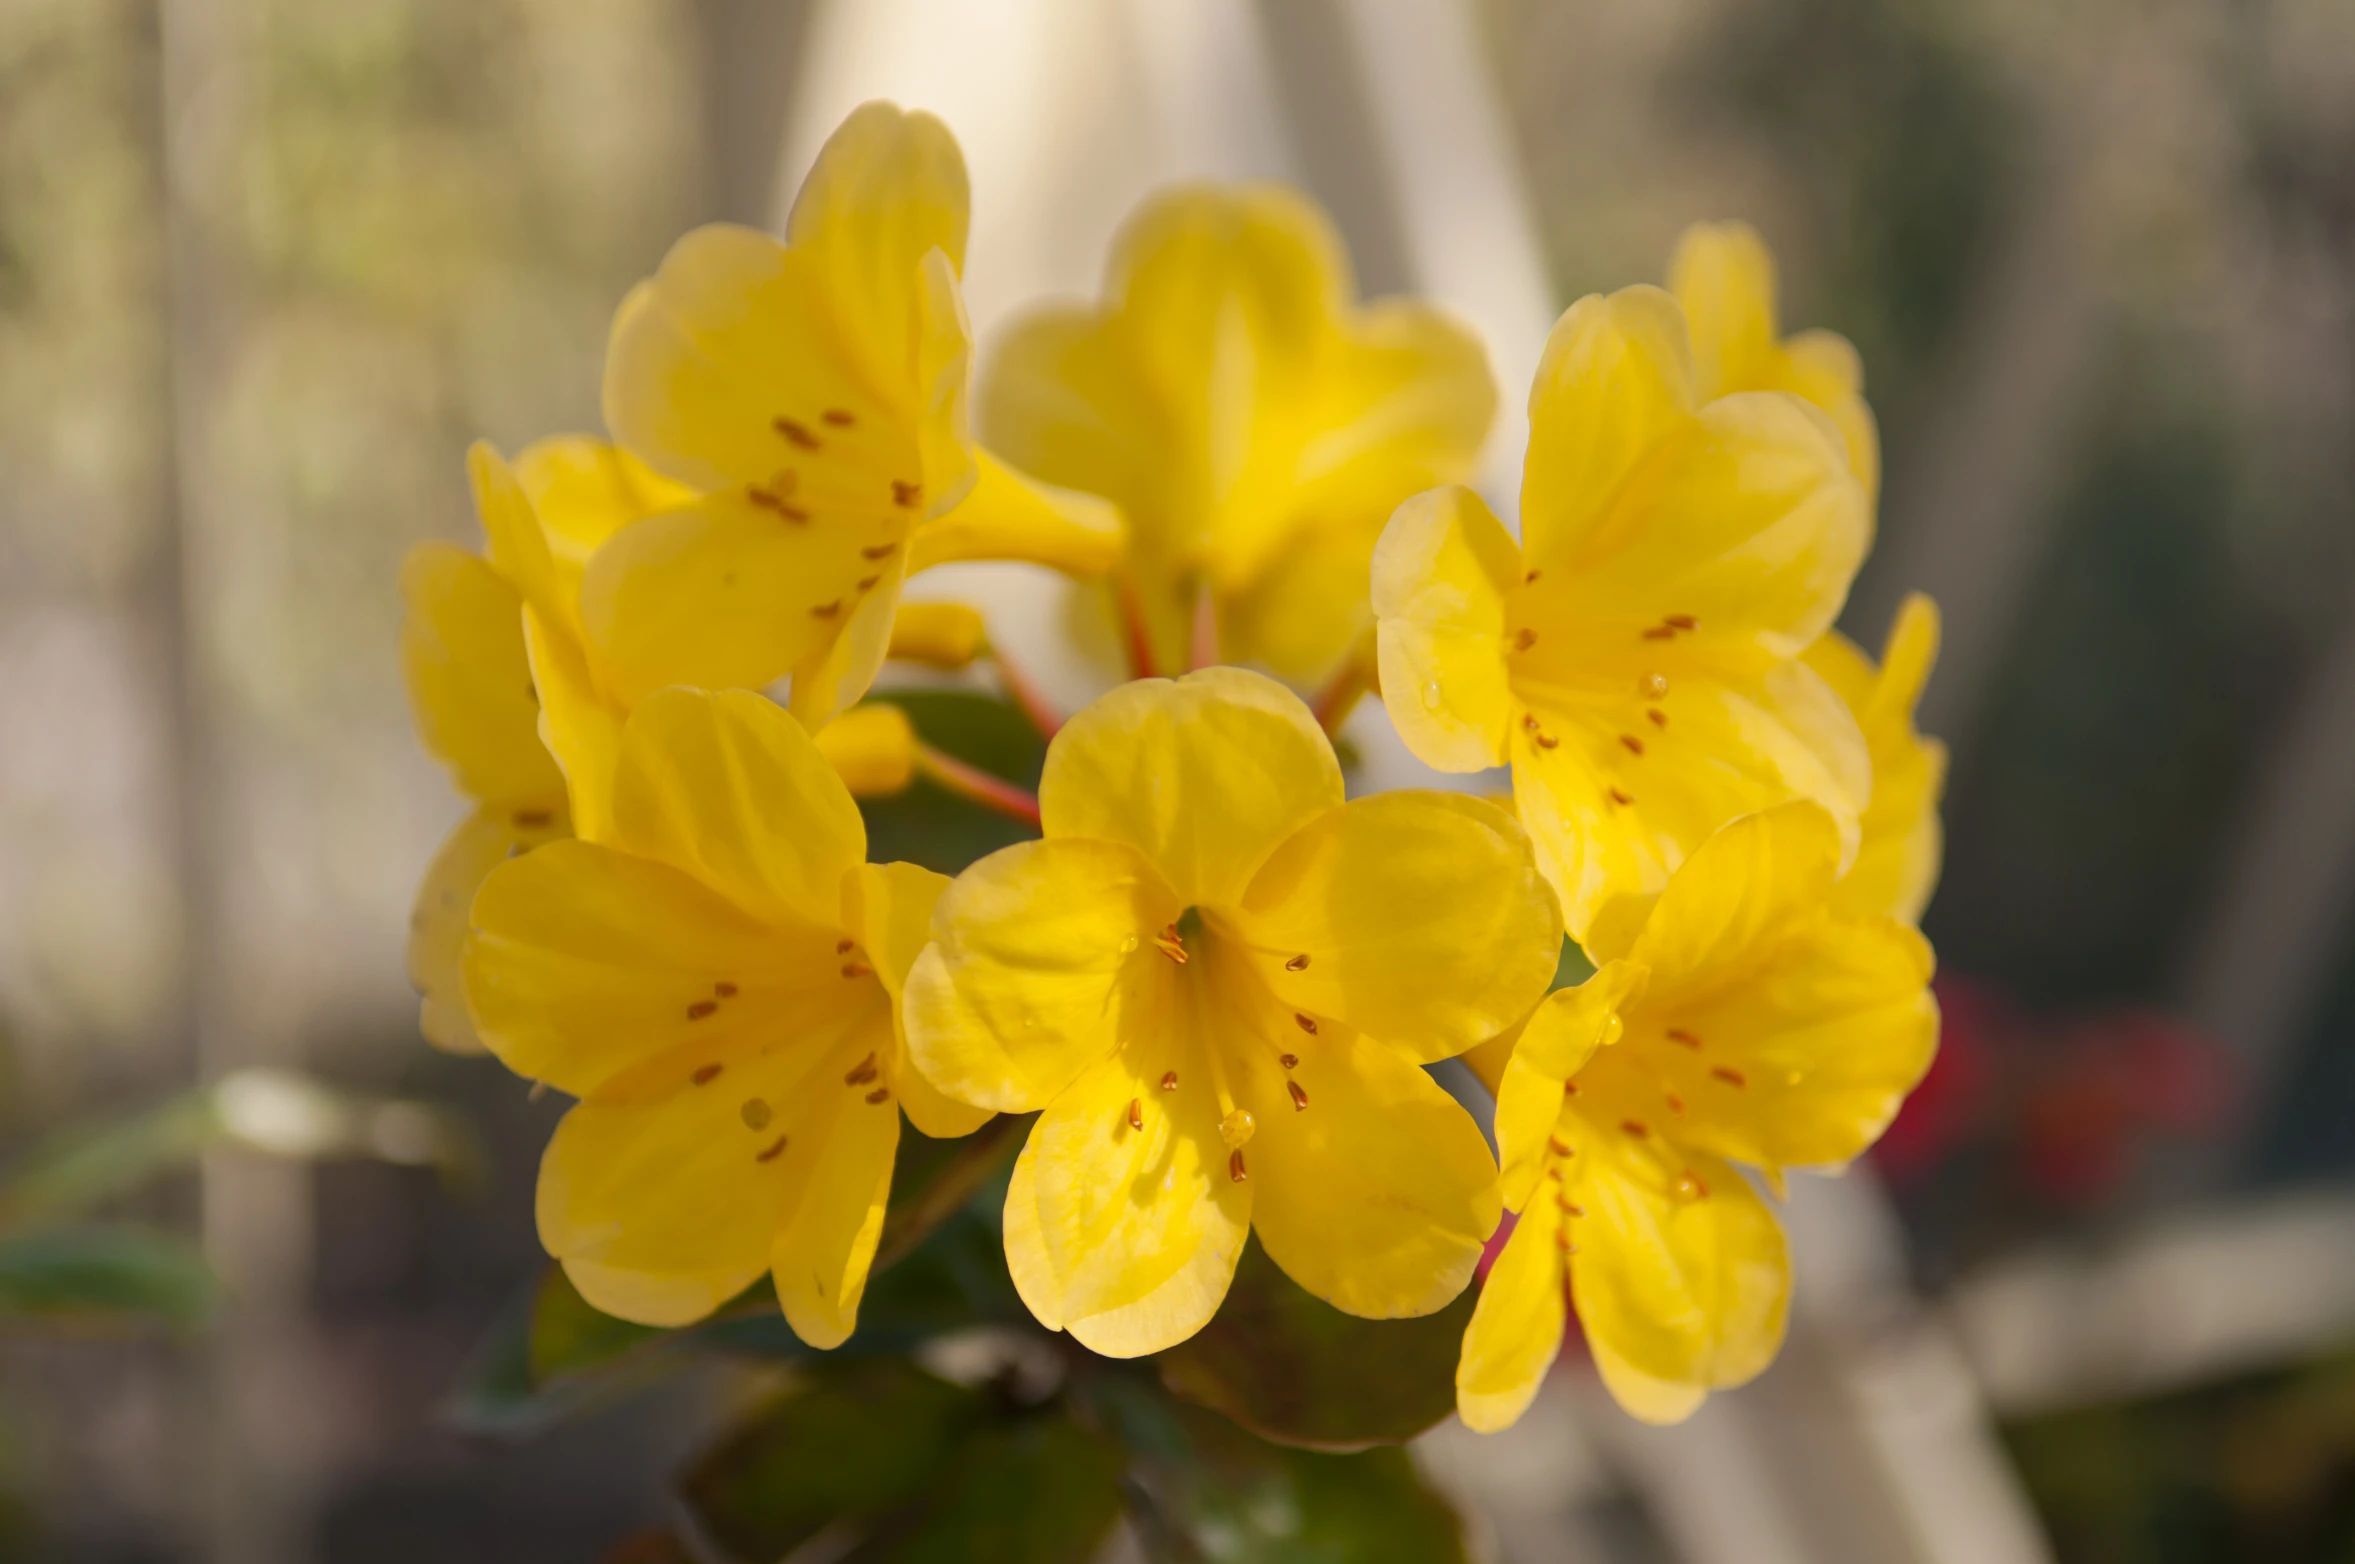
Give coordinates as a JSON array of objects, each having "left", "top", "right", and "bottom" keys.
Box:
[
  {"left": 1115, "top": 574, "right": 1159, "bottom": 681},
  {"left": 990, "top": 642, "right": 1064, "bottom": 740},
  {"left": 914, "top": 743, "right": 1041, "bottom": 829},
  {"left": 1187, "top": 577, "right": 1219, "bottom": 671}
]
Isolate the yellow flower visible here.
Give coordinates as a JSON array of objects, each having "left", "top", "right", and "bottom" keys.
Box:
[
  {"left": 979, "top": 185, "right": 1495, "bottom": 687},
  {"left": 584, "top": 101, "right": 1119, "bottom": 729},
  {"left": 1372, "top": 285, "right": 1872, "bottom": 941},
  {"left": 1805, "top": 593, "right": 1945, "bottom": 923},
  {"left": 1455, "top": 803, "right": 1936, "bottom": 1430},
  {"left": 903, "top": 669, "right": 1560, "bottom": 1357},
  {"left": 1670, "top": 221, "right": 1880, "bottom": 506},
  {"left": 400, "top": 438, "right": 912, "bottom": 1053},
  {"left": 460, "top": 686, "right": 990, "bottom": 1344}
]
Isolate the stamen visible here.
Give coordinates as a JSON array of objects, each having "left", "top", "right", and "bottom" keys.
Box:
[
  {"left": 821, "top": 408, "right": 856, "bottom": 427},
  {"left": 861, "top": 543, "right": 896, "bottom": 560},
  {"left": 1153, "top": 924, "right": 1188, "bottom": 964},
  {"left": 811, "top": 600, "right": 842, "bottom": 619},
  {"left": 1665, "top": 1091, "right": 1686, "bottom": 1116},
  {"left": 1563, "top": 1080, "right": 1580, "bottom": 1097},
  {"left": 714, "top": 981, "right": 738, "bottom": 998},
  {"left": 1286, "top": 1080, "right": 1309, "bottom": 1111},
  {"left": 1294, "top": 1013, "right": 1318, "bottom": 1035},
  {"left": 746, "top": 485, "right": 809, "bottom": 523},
  {"left": 1609, "top": 788, "right": 1635, "bottom": 806},
  {"left": 1557, "top": 1231, "right": 1577, "bottom": 1255},
  {"left": 837, "top": 939, "right": 856, "bottom": 954},
  {"left": 1523, "top": 713, "right": 1540, "bottom": 731},
  {"left": 864, "top": 1086, "right": 892, "bottom": 1104},
  {"left": 1712, "top": 1065, "right": 1748, "bottom": 1088},
  {"left": 1228, "top": 1149, "right": 1248, "bottom": 1182},
  {"left": 1647, "top": 708, "right": 1668, "bottom": 728},
  {"left": 691, "top": 1064, "right": 723, "bottom": 1085},
  {"left": 755, "top": 1134, "right": 788, "bottom": 1163},
  {"left": 1559, "top": 1199, "right": 1585, "bottom": 1218},
  {"left": 1641, "top": 626, "right": 1675, "bottom": 641},
  {"left": 1127, "top": 1099, "right": 1143, "bottom": 1131},
  {"left": 1278, "top": 1054, "right": 1298, "bottom": 1070},
  {"left": 1512, "top": 628, "right": 1537, "bottom": 651},
  {"left": 1665, "top": 614, "right": 1698, "bottom": 631},
  {"left": 1285, "top": 953, "right": 1311, "bottom": 971},
  {"left": 772, "top": 416, "right": 819, "bottom": 450},
  {"left": 1621, "top": 1119, "right": 1649, "bottom": 1137},
  {"left": 844, "top": 1052, "right": 879, "bottom": 1086},
  {"left": 856, "top": 574, "right": 881, "bottom": 591},
  {"left": 512, "top": 808, "right": 553, "bottom": 829},
  {"left": 1160, "top": 1071, "right": 1178, "bottom": 1091},
  {"left": 1535, "top": 731, "right": 1560, "bottom": 750},
  {"left": 741, "top": 1098, "right": 772, "bottom": 1131},
  {"left": 687, "top": 1001, "right": 717, "bottom": 1020},
  {"left": 891, "top": 480, "right": 922, "bottom": 508},
  {"left": 842, "top": 962, "right": 873, "bottom": 979},
  {"left": 1219, "top": 1109, "right": 1255, "bottom": 1148},
  {"left": 1667, "top": 1028, "right": 1700, "bottom": 1047},
  {"left": 1525, "top": 568, "right": 1542, "bottom": 584},
  {"left": 1676, "top": 1172, "right": 1710, "bottom": 1200},
  {"left": 1548, "top": 1136, "right": 1574, "bottom": 1157}
]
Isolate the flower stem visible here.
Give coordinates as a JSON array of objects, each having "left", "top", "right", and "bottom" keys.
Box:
[
  {"left": 989, "top": 642, "right": 1064, "bottom": 740},
  {"left": 914, "top": 742, "right": 1041, "bottom": 828},
  {"left": 1115, "top": 573, "right": 1159, "bottom": 681},
  {"left": 1187, "top": 576, "right": 1219, "bottom": 671}
]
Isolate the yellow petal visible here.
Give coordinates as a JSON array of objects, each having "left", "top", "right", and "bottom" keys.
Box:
[
  {"left": 562, "top": 1257, "right": 759, "bottom": 1329},
  {"left": 408, "top": 804, "right": 568, "bottom": 1054},
  {"left": 1809, "top": 594, "right": 1945, "bottom": 924},
  {"left": 1493, "top": 963, "right": 1643, "bottom": 1210},
  {"left": 1627, "top": 803, "right": 1844, "bottom": 996},
  {"left": 812, "top": 704, "right": 917, "bottom": 798},
  {"left": 1518, "top": 287, "right": 1696, "bottom": 569},
  {"left": 1588, "top": 1337, "right": 1710, "bottom": 1426},
  {"left": 903, "top": 837, "right": 1180, "bottom": 1113},
  {"left": 523, "top": 606, "right": 625, "bottom": 845},
  {"left": 787, "top": 550, "right": 909, "bottom": 728},
  {"left": 512, "top": 434, "right": 699, "bottom": 640},
  {"left": 1566, "top": 1130, "right": 1788, "bottom": 1421},
  {"left": 886, "top": 601, "right": 988, "bottom": 669},
  {"left": 1220, "top": 517, "right": 1380, "bottom": 688},
  {"left": 1228, "top": 790, "right": 1560, "bottom": 1061},
  {"left": 1456, "top": 1198, "right": 1567, "bottom": 1434},
  {"left": 1231, "top": 1015, "right": 1500, "bottom": 1319},
  {"left": 1041, "top": 667, "right": 1341, "bottom": 907},
  {"left": 464, "top": 838, "right": 854, "bottom": 1098},
  {"left": 469, "top": 442, "right": 564, "bottom": 627},
  {"left": 1783, "top": 329, "right": 1881, "bottom": 506},
  {"left": 849, "top": 860, "right": 992, "bottom": 1140},
  {"left": 1371, "top": 485, "right": 1521, "bottom": 772},
  {"left": 535, "top": 996, "right": 894, "bottom": 1333},
  {"left": 608, "top": 688, "right": 868, "bottom": 935},
  {"left": 1003, "top": 1022, "right": 1250, "bottom": 1353},
  {"left": 771, "top": 1043, "right": 902, "bottom": 1349},
  {"left": 1666, "top": 221, "right": 1780, "bottom": 404},
  {"left": 578, "top": 485, "right": 916, "bottom": 708},
  {"left": 398, "top": 542, "right": 564, "bottom": 807},
  {"left": 905, "top": 452, "right": 1124, "bottom": 578}
]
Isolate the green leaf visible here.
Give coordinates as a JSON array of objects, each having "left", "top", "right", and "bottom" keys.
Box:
[
  {"left": 1156, "top": 1234, "right": 1474, "bottom": 1451},
  {"left": 0, "top": 1225, "right": 215, "bottom": 1329},
  {"left": 864, "top": 1415, "right": 1125, "bottom": 1564},
  {"left": 861, "top": 692, "right": 1044, "bottom": 873},
  {"left": 874, "top": 1112, "right": 1026, "bottom": 1274},
  {"left": 1553, "top": 935, "right": 1597, "bottom": 991},
  {"left": 680, "top": 1357, "right": 984, "bottom": 1562},
  {"left": 528, "top": 1263, "right": 663, "bottom": 1386},
  {"left": 1103, "top": 1383, "right": 1471, "bottom": 1564}
]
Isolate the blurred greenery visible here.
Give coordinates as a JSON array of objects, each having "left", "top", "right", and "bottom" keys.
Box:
[
  {"left": 0, "top": 1226, "right": 213, "bottom": 1329},
  {"left": 861, "top": 691, "right": 1048, "bottom": 874}
]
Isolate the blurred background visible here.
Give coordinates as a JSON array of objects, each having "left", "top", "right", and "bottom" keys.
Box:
[{"left": 4, "top": 0, "right": 2354, "bottom": 1558}]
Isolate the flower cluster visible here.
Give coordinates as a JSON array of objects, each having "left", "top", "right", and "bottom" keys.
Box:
[{"left": 400, "top": 104, "right": 1942, "bottom": 1429}]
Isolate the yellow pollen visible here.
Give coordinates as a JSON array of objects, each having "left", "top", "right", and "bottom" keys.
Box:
[
  {"left": 741, "top": 1098, "right": 772, "bottom": 1131},
  {"left": 1219, "top": 1109, "right": 1256, "bottom": 1148},
  {"left": 1287, "top": 1080, "right": 1309, "bottom": 1111}
]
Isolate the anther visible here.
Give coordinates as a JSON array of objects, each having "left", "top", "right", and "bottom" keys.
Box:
[
  {"left": 1294, "top": 1013, "right": 1317, "bottom": 1035},
  {"left": 741, "top": 1098, "right": 772, "bottom": 1131},
  {"left": 1712, "top": 1065, "right": 1748, "bottom": 1088},
  {"left": 864, "top": 1086, "right": 891, "bottom": 1104},
  {"left": 1229, "top": 1149, "right": 1248, "bottom": 1183},
  {"left": 1665, "top": 614, "right": 1697, "bottom": 631},
  {"left": 1287, "top": 1080, "right": 1309, "bottom": 1111},
  {"left": 1219, "top": 1109, "right": 1256, "bottom": 1148},
  {"left": 1620, "top": 734, "right": 1645, "bottom": 755},
  {"left": 1667, "top": 1028, "right": 1700, "bottom": 1047},
  {"left": 844, "top": 1053, "right": 879, "bottom": 1086},
  {"left": 1609, "top": 788, "right": 1635, "bottom": 806},
  {"left": 1647, "top": 708, "right": 1668, "bottom": 728},
  {"left": 1512, "top": 628, "right": 1538, "bottom": 651},
  {"left": 1127, "top": 1099, "right": 1143, "bottom": 1131},
  {"left": 1285, "top": 953, "right": 1310, "bottom": 971},
  {"left": 811, "top": 600, "right": 842, "bottom": 619},
  {"left": 842, "top": 962, "right": 873, "bottom": 979},
  {"left": 1160, "top": 1071, "right": 1179, "bottom": 1091},
  {"left": 1557, "top": 1230, "right": 1577, "bottom": 1253},
  {"left": 1665, "top": 1091, "right": 1686, "bottom": 1116},
  {"left": 513, "top": 808, "right": 553, "bottom": 829},
  {"left": 755, "top": 1134, "right": 788, "bottom": 1163},
  {"left": 772, "top": 416, "right": 819, "bottom": 449},
  {"left": 1563, "top": 1080, "right": 1580, "bottom": 1097},
  {"left": 1278, "top": 1054, "right": 1298, "bottom": 1070},
  {"left": 714, "top": 981, "right": 738, "bottom": 998},
  {"left": 687, "top": 1001, "right": 718, "bottom": 1020},
  {"left": 775, "top": 502, "right": 810, "bottom": 523},
  {"left": 692, "top": 1064, "right": 723, "bottom": 1085},
  {"left": 891, "top": 480, "right": 922, "bottom": 508},
  {"left": 1559, "top": 1199, "right": 1585, "bottom": 1218},
  {"left": 1548, "top": 1136, "right": 1574, "bottom": 1157},
  {"left": 837, "top": 938, "right": 856, "bottom": 954},
  {"left": 1534, "top": 730, "right": 1560, "bottom": 750},
  {"left": 1153, "top": 924, "right": 1188, "bottom": 964},
  {"left": 1525, "top": 568, "right": 1543, "bottom": 584},
  {"left": 1641, "top": 626, "right": 1675, "bottom": 641},
  {"left": 856, "top": 574, "right": 881, "bottom": 591},
  {"left": 1523, "top": 712, "right": 1540, "bottom": 731},
  {"left": 1621, "top": 1119, "right": 1649, "bottom": 1137},
  {"left": 861, "top": 543, "right": 896, "bottom": 560},
  {"left": 821, "top": 408, "right": 856, "bottom": 427}
]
